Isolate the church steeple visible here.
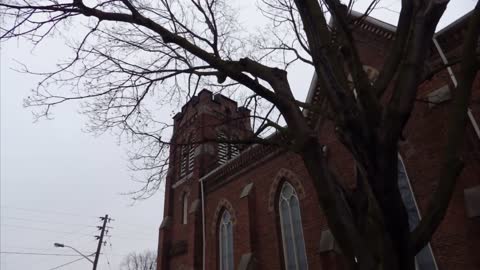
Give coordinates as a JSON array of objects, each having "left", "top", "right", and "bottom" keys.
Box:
[
  {"left": 171, "top": 89, "right": 252, "bottom": 181},
  {"left": 157, "top": 89, "right": 252, "bottom": 270}
]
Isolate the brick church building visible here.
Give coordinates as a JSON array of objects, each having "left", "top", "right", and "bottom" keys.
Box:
[{"left": 156, "top": 12, "right": 480, "bottom": 270}]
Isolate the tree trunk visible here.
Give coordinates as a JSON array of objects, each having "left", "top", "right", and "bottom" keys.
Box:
[{"left": 299, "top": 136, "right": 416, "bottom": 270}]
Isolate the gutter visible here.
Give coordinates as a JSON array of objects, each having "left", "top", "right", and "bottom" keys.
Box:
[
  {"left": 201, "top": 177, "right": 206, "bottom": 270},
  {"left": 432, "top": 37, "right": 480, "bottom": 141}
]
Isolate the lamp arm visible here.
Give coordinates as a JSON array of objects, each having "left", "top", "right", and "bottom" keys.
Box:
[{"left": 64, "top": 245, "right": 94, "bottom": 264}]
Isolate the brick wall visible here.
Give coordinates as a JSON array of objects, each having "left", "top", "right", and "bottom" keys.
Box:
[
  {"left": 203, "top": 152, "right": 328, "bottom": 270},
  {"left": 158, "top": 16, "right": 480, "bottom": 270}
]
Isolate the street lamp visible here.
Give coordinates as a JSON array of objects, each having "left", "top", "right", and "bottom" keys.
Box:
[{"left": 53, "top": 242, "right": 95, "bottom": 264}]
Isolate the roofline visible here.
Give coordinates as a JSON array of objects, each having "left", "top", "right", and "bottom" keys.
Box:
[
  {"left": 435, "top": 10, "right": 474, "bottom": 37},
  {"left": 198, "top": 144, "right": 253, "bottom": 183},
  {"left": 304, "top": 9, "right": 397, "bottom": 105},
  {"left": 304, "top": 9, "right": 473, "bottom": 104},
  {"left": 303, "top": 72, "right": 318, "bottom": 115},
  {"left": 198, "top": 129, "right": 283, "bottom": 183},
  {"left": 200, "top": 9, "right": 475, "bottom": 184},
  {"left": 349, "top": 10, "right": 397, "bottom": 32}
]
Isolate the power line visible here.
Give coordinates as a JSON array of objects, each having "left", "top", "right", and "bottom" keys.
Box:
[
  {"left": 54, "top": 221, "right": 104, "bottom": 243},
  {"left": 109, "top": 233, "right": 153, "bottom": 241},
  {"left": 2, "top": 246, "right": 94, "bottom": 254},
  {"left": 0, "top": 206, "right": 97, "bottom": 219},
  {"left": 0, "top": 251, "right": 91, "bottom": 257},
  {"left": 114, "top": 218, "right": 154, "bottom": 230},
  {"left": 104, "top": 244, "right": 113, "bottom": 270},
  {"left": 1, "top": 224, "right": 94, "bottom": 236},
  {"left": 46, "top": 256, "right": 88, "bottom": 270},
  {"left": 1, "top": 216, "right": 97, "bottom": 228},
  {"left": 108, "top": 226, "right": 153, "bottom": 237},
  {"left": 1, "top": 246, "right": 56, "bottom": 252}
]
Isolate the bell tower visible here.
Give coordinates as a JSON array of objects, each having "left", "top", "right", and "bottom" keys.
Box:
[{"left": 157, "top": 89, "right": 252, "bottom": 270}]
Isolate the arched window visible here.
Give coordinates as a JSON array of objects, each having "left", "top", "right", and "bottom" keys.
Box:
[
  {"left": 397, "top": 155, "right": 438, "bottom": 270},
  {"left": 219, "top": 210, "right": 234, "bottom": 270},
  {"left": 217, "top": 131, "right": 240, "bottom": 165},
  {"left": 182, "top": 193, "right": 188, "bottom": 225},
  {"left": 279, "top": 182, "right": 308, "bottom": 270}
]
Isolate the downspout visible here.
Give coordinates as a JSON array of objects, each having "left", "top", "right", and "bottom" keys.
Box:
[
  {"left": 201, "top": 178, "right": 206, "bottom": 270},
  {"left": 432, "top": 37, "right": 480, "bottom": 140}
]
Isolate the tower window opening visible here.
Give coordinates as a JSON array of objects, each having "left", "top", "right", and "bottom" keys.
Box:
[
  {"left": 217, "top": 131, "right": 240, "bottom": 165},
  {"left": 179, "top": 132, "right": 197, "bottom": 178}
]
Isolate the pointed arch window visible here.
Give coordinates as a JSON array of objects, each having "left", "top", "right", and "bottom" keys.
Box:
[
  {"left": 219, "top": 210, "right": 234, "bottom": 270},
  {"left": 397, "top": 155, "right": 438, "bottom": 270},
  {"left": 182, "top": 193, "right": 188, "bottom": 225},
  {"left": 279, "top": 182, "right": 308, "bottom": 270},
  {"left": 179, "top": 132, "right": 197, "bottom": 178},
  {"left": 217, "top": 131, "right": 240, "bottom": 165}
]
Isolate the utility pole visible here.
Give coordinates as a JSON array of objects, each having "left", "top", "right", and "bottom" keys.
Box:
[{"left": 93, "top": 214, "right": 109, "bottom": 270}]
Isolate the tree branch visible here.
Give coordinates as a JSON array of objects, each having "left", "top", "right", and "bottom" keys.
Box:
[{"left": 410, "top": 0, "right": 480, "bottom": 253}]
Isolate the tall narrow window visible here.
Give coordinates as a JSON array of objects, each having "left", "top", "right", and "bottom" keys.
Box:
[
  {"left": 182, "top": 193, "right": 188, "bottom": 225},
  {"left": 217, "top": 131, "right": 240, "bottom": 165},
  {"left": 180, "top": 144, "right": 189, "bottom": 178},
  {"left": 397, "top": 155, "right": 438, "bottom": 270},
  {"left": 219, "top": 210, "right": 234, "bottom": 270},
  {"left": 279, "top": 182, "right": 308, "bottom": 270},
  {"left": 179, "top": 133, "right": 197, "bottom": 178}
]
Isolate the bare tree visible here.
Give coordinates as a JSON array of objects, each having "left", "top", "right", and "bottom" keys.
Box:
[
  {"left": 121, "top": 250, "right": 157, "bottom": 270},
  {"left": 1, "top": 0, "right": 479, "bottom": 269}
]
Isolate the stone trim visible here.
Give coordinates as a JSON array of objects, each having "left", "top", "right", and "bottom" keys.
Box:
[
  {"left": 319, "top": 229, "right": 341, "bottom": 254},
  {"left": 464, "top": 185, "right": 480, "bottom": 218},
  {"left": 160, "top": 216, "right": 172, "bottom": 230},
  {"left": 211, "top": 198, "right": 237, "bottom": 235},
  {"left": 199, "top": 144, "right": 281, "bottom": 186},
  {"left": 238, "top": 253, "right": 255, "bottom": 270},
  {"left": 189, "top": 199, "right": 201, "bottom": 214},
  {"left": 426, "top": 85, "right": 451, "bottom": 108},
  {"left": 177, "top": 186, "right": 191, "bottom": 202},
  {"left": 172, "top": 172, "right": 193, "bottom": 189},
  {"left": 268, "top": 168, "right": 306, "bottom": 212},
  {"left": 240, "top": 183, "right": 254, "bottom": 199}
]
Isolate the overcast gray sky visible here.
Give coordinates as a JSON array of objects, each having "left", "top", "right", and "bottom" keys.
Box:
[{"left": 0, "top": 1, "right": 475, "bottom": 269}]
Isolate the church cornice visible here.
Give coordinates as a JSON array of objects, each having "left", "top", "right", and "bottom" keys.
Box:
[{"left": 200, "top": 143, "right": 284, "bottom": 193}]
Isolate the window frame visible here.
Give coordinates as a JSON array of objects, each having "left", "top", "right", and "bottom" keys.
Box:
[
  {"left": 278, "top": 182, "right": 309, "bottom": 270},
  {"left": 218, "top": 210, "right": 234, "bottom": 270},
  {"left": 397, "top": 154, "right": 438, "bottom": 270},
  {"left": 181, "top": 192, "right": 188, "bottom": 225}
]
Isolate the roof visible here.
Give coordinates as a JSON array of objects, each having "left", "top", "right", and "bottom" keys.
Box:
[
  {"left": 435, "top": 10, "right": 474, "bottom": 37},
  {"left": 305, "top": 8, "right": 475, "bottom": 104},
  {"left": 349, "top": 10, "right": 397, "bottom": 32},
  {"left": 198, "top": 9, "right": 475, "bottom": 185}
]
